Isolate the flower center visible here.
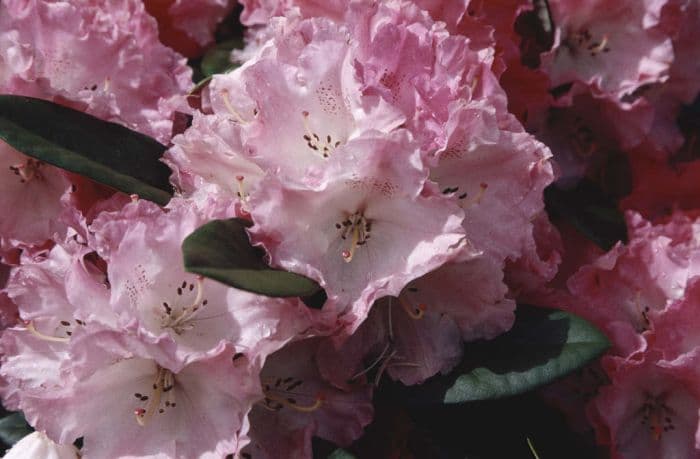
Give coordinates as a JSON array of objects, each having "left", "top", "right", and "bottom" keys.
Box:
[
  {"left": 261, "top": 377, "right": 324, "bottom": 413},
  {"left": 441, "top": 182, "right": 488, "bottom": 208},
  {"left": 632, "top": 291, "right": 652, "bottom": 333},
  {"left": 133, "top": 366, "right": 177, "bottom": 426},
  {"left": 639, "top": 392, "right": 676, "bottom": 440},
  {"left": 160, "top": 277, "right": 209, "bottom": 335},
  {"left": 9, "top": 158, "right": 44, "bottom": 183},
  {"left": 301, "top": 111, "right": 342, "bottom": 158},
  {"left": 23, "top": 317, "right": 86, "bottom": 343},
  {"left": 565, "top": 28, "right": 610, "bottom": 57},
  {"left": 335, "top": 212, "right": 372, "bottom": 263}
]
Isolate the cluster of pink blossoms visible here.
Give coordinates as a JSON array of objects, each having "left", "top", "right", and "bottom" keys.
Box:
[{"left": 1, "top": 0, "right": 700, "bottom": 457}]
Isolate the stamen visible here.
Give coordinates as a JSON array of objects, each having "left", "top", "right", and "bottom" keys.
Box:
[
  {"left": 264, "top": 392, "right": 325, "bottom": 413},
  {"left": 588, "top": 35, "right": 609, "bottom": 54},
  {"left": 459, "top": 183, "right": 488, "bottom": 208},
  {"left": 168, "top": 277, "right": 206, "bottom": 332},
  {"left": 235, "top": 175, "right": 249, "bottom": 210},
  {"left": 633, "top": 291, "right": 652, "bottom": 332},
  {"left": 470, "top": 76, "right": 480, "bottom": 93},
  {"left": 135, "top": 367, "right": 176, "bottom": 426},
  {"left": 350, "top": 342, "right": 392, "bottom": 381},
  {"left": 342, "top": 224, "right": 361, "bottom": 263},
  {"left": 301, "top": 111, "right": 338, "bottom": 158},
  {"left": 24, "top": 321, "right": 70, "bottom": 343},
  {"left": 9, "top": 159, "right": 43, "bottom": 183},
  {"left": 638, "top": 392, "right": 675, "bottom": 440},
  {"left": 221, "top": 90, "right": 247, "bottom": 124},
  {"left": 373, "top": 349, "right": 398, "bottom": 386}
]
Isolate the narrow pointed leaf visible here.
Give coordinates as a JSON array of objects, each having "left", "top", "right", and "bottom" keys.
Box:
[
  {"left": 0, "top": 95, "right": 173, "bottom": 205},
  {"left": 182, "top": 218, "right": 323, "bottom": 300},
  {"left": 405, "top": 305, "right": 609, "bottom": 403}
]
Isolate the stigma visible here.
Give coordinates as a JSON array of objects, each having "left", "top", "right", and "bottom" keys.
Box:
[
  {"left": 335, "top": 212, "right": 372, "bottom": 263},
  {"left": 134, "top": 366, "right": 177, "bottom": 426}
]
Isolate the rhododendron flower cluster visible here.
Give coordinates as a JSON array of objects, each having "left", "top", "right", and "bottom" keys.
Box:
[{"left": 1, "top": 0, "right": 700, "bottom": 457}]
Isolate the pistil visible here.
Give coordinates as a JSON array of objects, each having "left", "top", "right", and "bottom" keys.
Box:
[
  {"left": 134, "top": 367, "right": 176, "bottom": 426},
  {"left": 337, "top": 213, "right": 371, "bottom": 263},
  {"left": 161, "top": 277, "right": 208, "bottom": 335}
]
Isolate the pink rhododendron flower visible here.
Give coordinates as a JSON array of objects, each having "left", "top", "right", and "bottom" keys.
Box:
[
  {"left": 589, "top": 353, "right": 700, "bottom": 459},
  {"left": 0, "top": 0, "right": 192, "bottom": 143},
  {"left": 567, "top": 211, "right": 700, "bottom": 358},
  {"left": 166, "top": 112, "right": 265, "bottom": 204},
  {"left": 3, "top": 431, "right": 79, "bottom": 459},
  {"left": 87, "top": 198, "right": 317, "bottom": 360},
  {"left": 542, "top": 0, "right": 673, "bottom": 99},
  {"left": 212, "top": 17, "right": 403, "bottom": 183},
  {"left": 0, "top": 199, "right": 318, "bottom": 456},
  {"left": 8, "top": 0, "right": 693, "bottom": 453},
  {"left": 349, "top": 0, "right": 489, "bottom": 153},
  {"left": 0, "top": 0, "right": 193, "bottom": 253},
  {"left": 533, "top": 84, "right": 652, "bottom": 189},
  {"left": 0, "top": 143, "right": 69, "bottom": 251},
  {"left": 240, "top": 0, "right": 346, "bottom": 26},
  {"left": 243, "top": 338, "right": 373, "bottom": 458},
  {"left": 248, "top": 130, "right": 467, "bottom": 333},
  {"left": 317, "top": 256, "right": 515, "bottom": 386},
  {"left": 652, "top": 277, "right": 700, "bottom": 370},
  {"left": 431, "top": 127, "right": 554, "bottom": 281},
  {"left": 25, "top": 330, "right": 260, "bottom": 459}
]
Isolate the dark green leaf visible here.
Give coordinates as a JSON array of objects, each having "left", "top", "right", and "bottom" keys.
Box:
[
  {"left": 201, "top": 38, "right": 243, "bottom": 77},
  {"left": 0, "top": 95, "right": 173, "bottom": 205},
  {"left": 0, "top": 412, "right": 32, "bottom": 447},
  {"left": 182, "top": 218, "right": 323, "bottom": 300},
  {"left": 405, "top": 305, "right": 609, "bottom": 403},
  {"left": 545, "top": 178, "right": 627, "bottom": 251},
  {"left": 327, "top": 449, "right": 357, "bottom": 459}
]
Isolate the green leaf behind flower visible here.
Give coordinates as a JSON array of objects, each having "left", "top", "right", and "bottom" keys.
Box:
[
  {"left": 405, "top": 305, "right": 609, "bottom": 403},
  {"left": 0, "top": 95, "right": 173, "bottom": 205},
  {"left": 182, "top": 218, "right": 324, "bottom": 301},
  {"left": 0, "top": 412, "right": 32, "bottom": 447},
  {"left": 201, "top": 38, "right": 243, "bottom": 77}
]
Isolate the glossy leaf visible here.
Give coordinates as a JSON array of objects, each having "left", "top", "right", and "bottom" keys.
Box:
[
  {"left": 406, "top": 305, "right": 610, "bottom": 403},
  {"left": 182, "top": 218, "right": 323, "bottom": 300},
  {"left": 0, "top": 95, "right": 173, "bottom": 205}
]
